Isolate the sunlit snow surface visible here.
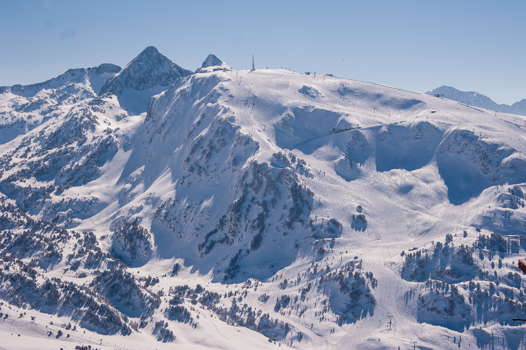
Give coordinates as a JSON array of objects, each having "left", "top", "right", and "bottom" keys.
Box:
[{"left": 1, "top": 50, "right": 526, "bottom": 349}]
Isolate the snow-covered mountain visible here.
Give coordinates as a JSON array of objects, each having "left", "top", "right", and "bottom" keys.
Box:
[
  {"left": 1, "top": 47, "right": 526, "bottom": 350},
  {"left": 428, "top": 85, "right": 526, "bottom": 116},
  {"left": 99, "top": 46, "right": 192, "bottom": 114}
]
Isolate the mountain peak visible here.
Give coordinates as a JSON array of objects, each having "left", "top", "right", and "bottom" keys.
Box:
[
  {"left": 132, "top": 46, "right": 166, "bottom": 63},
  {"left": 201, "top": 54, "right": 223, "bottom": 68},
  {"left": 99, "top": 46, "right": 192, "bottom": 97},
  {"left": 197, "top": 53, "right": 230, "bottom": 73},
  {"left": 139, "top": 45, "right": 160, "bottom": 56}
]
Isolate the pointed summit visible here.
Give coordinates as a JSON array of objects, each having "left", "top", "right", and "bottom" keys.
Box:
[
  {"left": 136, "top": 45, "right": 161, "bottom": 58},
  {"left": 201, "top": 54, "right": 223, "bottom": 68},
  {"left": 196, "top": 53, "right": 230, "bottom": 73},
  {"left": 98, "top": 46, "right": 192, "bottom": 114},
  {"left": 100, "top": 46, "right": 192, "bottom": 96}
]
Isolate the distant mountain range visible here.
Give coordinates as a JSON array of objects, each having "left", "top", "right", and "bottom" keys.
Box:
[{"left": 427, "top": 85, "right": 526, "bottom": 116}]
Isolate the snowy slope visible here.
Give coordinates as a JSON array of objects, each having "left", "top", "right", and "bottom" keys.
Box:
[
  {"left": 1, "top": 47, "right": 526, "bottom": 349},
  {"left": 428, "top": 85, "right": 526, "bottom": 116},
  {"left": 0, "top": 63, "right": 121, "bottom": 145}
]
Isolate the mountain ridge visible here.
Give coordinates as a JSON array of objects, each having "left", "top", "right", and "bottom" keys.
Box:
[
  {"left": 0, "top": 47, "right": 525, "bottom": 349},
  {"left": 427, "top": 85, "right": 526, "bottom": 116}
]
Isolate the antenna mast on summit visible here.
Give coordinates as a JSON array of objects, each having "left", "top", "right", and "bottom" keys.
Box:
[{"left": 251, "top": 55, "right": 255, "bottom": 72}]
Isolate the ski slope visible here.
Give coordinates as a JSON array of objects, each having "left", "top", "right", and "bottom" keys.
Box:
[{"left": 0, "top": 47, "right": 525, "bottom": 349}]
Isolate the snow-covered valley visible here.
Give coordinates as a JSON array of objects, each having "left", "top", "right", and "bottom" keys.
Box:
[{"left": 1, "top": 46, "right": 526, "bottom": 349}]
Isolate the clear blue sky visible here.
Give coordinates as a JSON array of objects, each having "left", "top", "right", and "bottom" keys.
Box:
[{"left": 1, "top": 0, "right": 524, "bottom": 104}]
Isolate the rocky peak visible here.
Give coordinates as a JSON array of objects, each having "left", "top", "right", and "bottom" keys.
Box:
[
  {"left": 197, "top": 53, "right": 230, "bottom": 73},
  {"left": 201, "top": 54, "right": 223, "bottom": 68},
  {"left": 99, "top": 46, "right": 192, "bottom": 95},
  {"left": 93, "top": 63, "right": 121, "bottom": 74}
]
